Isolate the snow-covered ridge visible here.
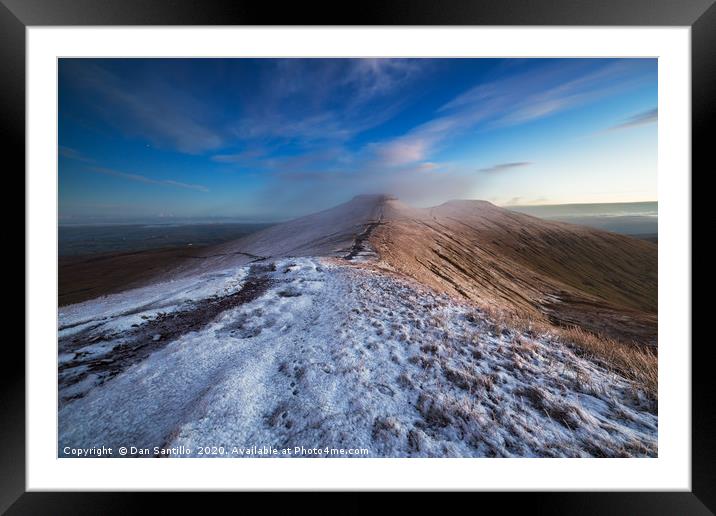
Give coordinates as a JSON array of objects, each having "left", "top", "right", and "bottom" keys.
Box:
[{"left": 59, "top": 257, "right": 656, "bottom": 457}]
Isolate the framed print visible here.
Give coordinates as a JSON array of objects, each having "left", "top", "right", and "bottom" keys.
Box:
[{"left": 4, "top": 0, "right": 712, "bottom": 511}]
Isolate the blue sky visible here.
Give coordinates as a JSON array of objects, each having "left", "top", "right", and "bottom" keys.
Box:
[{"left": 59, "top": 58, "right": 657, "bottom": 223}]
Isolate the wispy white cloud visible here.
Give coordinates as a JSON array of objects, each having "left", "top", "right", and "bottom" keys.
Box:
[
  {"left": 63, "top": 62, "right": 224, "bottom": 154},
  {"left": 210, "top": 149, "right": 268, "bottom": 164},
  {"left": 344, "top": 59, "right": 424, "bottom": 101},
  {"left": 89, "top": 166, "right": 209, "bottom": 192},
  {"left": 232, "top": 112, "right": 356, "bottom": 144},
  {"left": 478, "top": 162, "right": 532, "bottom": 173},
  {"left": 364, "top": 114, "right": 472, "bottom": 168},
  {"left": 440, "top": 60, "right": 650, "bottom": 127},
  {"left": 226, "top": 59, "right": 426, "bottom": 154},
  {"left": 360, "top": 61, "right": 654, "bottom": 170},
  {"left": 608, "top": 107, "right": 657, "bottom": 131},
  {"left": 370, "top": 139, "right": 431, "bottom": 166},
  {"left": 59, "top": 146, "right": 95, "bottom": 163},
  {"left": 60, "top": 143, "right": 211, "bottom": 192}
]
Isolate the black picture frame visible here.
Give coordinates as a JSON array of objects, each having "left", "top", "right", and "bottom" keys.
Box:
[{"left": 3, "top": 0, "right": 711, "bottom": 511}]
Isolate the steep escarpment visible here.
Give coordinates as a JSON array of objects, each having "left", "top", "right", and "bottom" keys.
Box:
[{"left": 371, "top": 198, "right": 657, "bottom": 346}]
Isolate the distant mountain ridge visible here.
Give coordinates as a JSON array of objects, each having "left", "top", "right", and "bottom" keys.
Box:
[{"left": 507, "top": 201, "right": 658, "bottom": 237}]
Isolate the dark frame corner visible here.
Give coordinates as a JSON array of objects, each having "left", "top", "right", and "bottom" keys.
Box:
[{"left": 5, "top": 0, "right": 712, "bottom": 512}]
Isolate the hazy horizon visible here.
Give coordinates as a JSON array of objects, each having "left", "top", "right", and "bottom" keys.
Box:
[
  {"left": 59, "top": 199, "right": 657, "bottom": 257},
  {"left": 59, "top": 58, "right": 657, "bottom": 223},
  {"left": 59, "top": 198, "right": 657, "bottom": 226}
]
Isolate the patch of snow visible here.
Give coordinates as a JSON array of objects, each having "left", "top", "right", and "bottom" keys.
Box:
[
  {"left": 58, "top": 257, "right": 656, "bottom": 457},
  {"left": 59, "top": 267, "right": 248, "bottom": 336}
]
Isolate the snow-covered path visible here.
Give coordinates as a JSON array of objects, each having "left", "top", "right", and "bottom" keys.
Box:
[{"left": 58, "top": 257, "right": 657, "bottom": 457}]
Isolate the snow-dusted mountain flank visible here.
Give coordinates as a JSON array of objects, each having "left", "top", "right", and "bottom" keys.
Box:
[{"left": 59, "top": 195, "right": 657, "bottom": 457}]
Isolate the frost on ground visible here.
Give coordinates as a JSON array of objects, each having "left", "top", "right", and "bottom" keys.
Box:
[{"left": 58, "top": 257, "right": 657, "bottom": 458}]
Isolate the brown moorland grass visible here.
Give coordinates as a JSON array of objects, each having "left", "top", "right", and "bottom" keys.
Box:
[
  {"left": 557, "top": 325, "right": 657, "bottom": 402},
  {"left": 476, "top": 304, "right": 657, "bottom": 401},
  {"left": 371, "top": 198, "right": 657, "bottom": 347},
  {"left": 58, "top": 246, "right": 209, "bottom": 306}
]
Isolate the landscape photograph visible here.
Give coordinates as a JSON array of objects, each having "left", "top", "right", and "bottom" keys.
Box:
[{"left": 58, "top": 57, "right": 658, "bottom": 458}]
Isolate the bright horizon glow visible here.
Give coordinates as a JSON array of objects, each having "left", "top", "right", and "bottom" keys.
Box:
[{"left": 59, "top": 58, "right": 657, "bottom": 223}]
